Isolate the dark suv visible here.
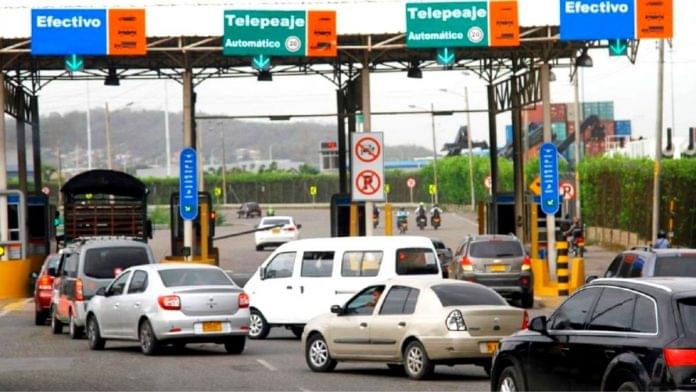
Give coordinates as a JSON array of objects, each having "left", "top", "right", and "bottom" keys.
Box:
[
  {"left": 600, "top": 248, "right": 696, "bottom": 279},
  {"left": 492, "top": 278, "right": 696, "bottom": 391}
]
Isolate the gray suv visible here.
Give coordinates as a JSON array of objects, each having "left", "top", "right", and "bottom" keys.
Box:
[
  {"left": 599, "top": 248, "right": 696, "bottom": 279},
  {"left": 448, "top": 235, "right": 533, "bottom": 308}
]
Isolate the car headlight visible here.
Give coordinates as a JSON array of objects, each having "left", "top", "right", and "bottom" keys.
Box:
[{"left": 446, "top": 310, "right": 467, "bottom": 331}]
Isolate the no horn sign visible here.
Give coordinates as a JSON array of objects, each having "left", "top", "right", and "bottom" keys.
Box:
[{"left": 351, "top": 133, "right": 385, "bottom": 202}]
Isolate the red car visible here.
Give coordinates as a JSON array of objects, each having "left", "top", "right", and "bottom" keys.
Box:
[{"left": 34, "top": 254, "right": 61, "bottom": 325}]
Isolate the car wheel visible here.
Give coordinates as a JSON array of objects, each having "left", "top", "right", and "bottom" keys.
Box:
[
  {"left": 520, "top": 292, "right": 534, "bottom": 309},
  {"left": 290, "top": 326, "right": 304, "bottom": 339},
  {"left": 248, "top": 310, "right": 270, "bottom": 339},
  {"left": 35, "top": 310, "right": 48, "bottom": 326},
  {"left": 403, "top": 340, "right": 434, "bottom": 380},
  {"left": 69, "top": 313, "right": 84, "bottom": 339},
  {"left": 87, "top": 316, "right": 105, "bottom": 350},
  {"left": 139, "top": 320, "right": 161, "bottom": 356},
  {"left": 305, "top": 334, "right": 336, "bottom": 372},
  {"left": 497, "top": 365, "right": 524, "bottom": 392},
  {"left": 480, "top": 361, "right": 492, "bottom": 377},
  {"left": 50, "top": 306, "right": 63, "bottom": 334},
  {"left": 224, "top": 336, "right": 246, "bottom": 355},
  {"left": 617, "top": 381, "right": 640, "bottom": 392}
]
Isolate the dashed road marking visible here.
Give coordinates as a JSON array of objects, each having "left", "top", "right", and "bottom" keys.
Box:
[
  {"left": 256, "top": 359, "right": 277, "bottom": 371},
  {"left": 0, "top": 298, "right": 31, "bottom": 318}
]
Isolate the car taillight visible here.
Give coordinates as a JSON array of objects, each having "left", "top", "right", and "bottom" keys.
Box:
[
  {"left": 38, "top": 275, "right": 53, "bottom": 291},
  {"left": 238, "top": 292, "right": 249, "bottom": 308},
  {"left": 158, "top": 295, "right": 181, "bottom": 311},
  {"left": 459, "top": 256, "right": 473, "bottom": 272},
  {"left": 284, "top": 227, "right": 296, "bottom": 232},
  {"left": 664, "top": 349, "right": 696, "bottom": 367},
  {"left": 75, "top": 278, "right": 84, "bottom": 302},
  {"left": 446, "top": 310, "right": 467, "bottom": 331},
  {"left": 521, "top": 310, "right": 529, "bottom": 330},
  {"left": 522, "top": 256, "right": 532, "bottom": 271}
]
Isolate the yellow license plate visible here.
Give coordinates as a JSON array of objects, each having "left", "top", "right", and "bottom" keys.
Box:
[
  {"left": 483, "top": 342, "right": 499, "bottom": 354},
  {"left": 272, "top": 228, "right": 281, "bottom": 234},
  {"left": 489, "top": 264, "right": 507, "bottom": 272},
  {"left": 202, "top": 321, "right": 223, "bottom": 333}
]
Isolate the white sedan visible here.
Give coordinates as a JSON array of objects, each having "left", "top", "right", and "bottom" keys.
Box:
[{"left": 254, "top": 216, "right": 301, "bottom": 251}]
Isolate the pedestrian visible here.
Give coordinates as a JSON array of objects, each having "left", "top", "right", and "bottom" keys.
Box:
[{"left": 653, "top": 230, "right": 670, "bottom": 249}]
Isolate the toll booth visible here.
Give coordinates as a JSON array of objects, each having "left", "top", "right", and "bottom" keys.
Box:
[
  {"left": 330, "top": 193, "right": 366, "bottom": 237},
  {"left": 485, "top": 193, "right": 517, "bottom": 235},
  {"left": 168, "top": 192, "right": 218, "bottom": 264},
  {"left": 0, "top": 191, "right": 31, "bottom": 298}
]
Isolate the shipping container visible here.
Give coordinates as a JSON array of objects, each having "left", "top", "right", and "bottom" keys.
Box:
[
  {"left": 552, "top": 122, "right": 567, "bottom": 141},
  {"left": 551, "top": 104, "right": 567, "bottom": 123},
  {"left": 582, "top": 101, "right": 614, "bottom": 121},
  {"left": 615, "top": 120, "right": 632, "bottom": 136},
  {"left": 522, "top": 104, "right": 543, "bottom": 124},
  {"left": 505, "top": 125, "right": 513, "bottom": 146}
]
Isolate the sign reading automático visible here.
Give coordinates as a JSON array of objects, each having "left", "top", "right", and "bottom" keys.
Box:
[
  {"left": 405, "top": 1, "right": 519, "bottom": 48},
  {"left": 223, "top": 10, "right": 336, "bottom": 57}
]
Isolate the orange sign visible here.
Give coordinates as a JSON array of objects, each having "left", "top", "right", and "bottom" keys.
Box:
[
  {"left": 108, "top": 9, "right": 146, "bottom": 56},
  {"left": 489, "top": 1, "right": 520, "bottom": 47},
  {"left": 307, "top": 10, "right": 337, "bottom": 58},
  {"left": 636, "top": 0, "right": 673, "bottom": 39}
]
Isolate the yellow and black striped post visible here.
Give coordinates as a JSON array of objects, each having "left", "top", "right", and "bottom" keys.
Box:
[{"left": 557, "top": 241, "right": 570, "bottom": 296}]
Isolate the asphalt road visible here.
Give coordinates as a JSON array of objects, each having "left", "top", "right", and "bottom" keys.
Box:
[{"left": 0, "top": 208, "right": 614, "bottom": 391}]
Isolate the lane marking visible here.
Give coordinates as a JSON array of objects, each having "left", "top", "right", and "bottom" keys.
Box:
[
  {"left": 0, "top": 298, "right": 32, "bottom": 318},
  {"left": 256, "top": 359, "right": 277, "bottom": 371}
]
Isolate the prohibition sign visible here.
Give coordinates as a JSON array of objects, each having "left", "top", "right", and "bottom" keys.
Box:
[
  {"left": 355, "top": 169, "right": 382, "bottom": 196},
  {"left": 354, "top": 136, "right": 382, "bottom": 163}
]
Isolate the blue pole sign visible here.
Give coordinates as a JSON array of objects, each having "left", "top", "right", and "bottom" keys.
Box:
[
  {"left": 31, "top": 9, "right": 108, "bottom": 55},
  {"left": 539, "top": 143, "right": 560, "bottom": 215},
  {"left": 179, "top": 148, "right": 199, "bottom": 221}
]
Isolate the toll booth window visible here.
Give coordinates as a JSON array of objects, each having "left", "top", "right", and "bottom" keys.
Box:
[
  {"left": 396, "top": 248, "right": 439, "bottom": 276},
  {"left": 83, "top": 247, "right": 150, "bottom": 279},
  {"left": 301, "top": 251, "right": 335, "bottom": 278},
  {"left": 341, "top": 251, "right": 383, "bottom": 277}
]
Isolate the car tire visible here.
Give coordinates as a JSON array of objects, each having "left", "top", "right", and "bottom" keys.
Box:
[
  {"left": 497, "top": 365, "right": 524, "bottom": 392},
  {"left": 520, "top": 292, "right": 534, "bottom": 309},
  {"left": 305, "top": 334, "right": 337, "bottom": 372},
  {"left": 248, "top": 309, "right": 270, "bottom": 339},
  {"left": 403, "top": 340, "right": 434, "bottom": 380},
  {"left": 35, "top": 310, "right": 48, "bottom": 326},
  {"left": 224, "top": 336, "right": 246, "bottom": 355},
  {"left": 139, "top": 320, "right": 161, "bottom": 356},
  {"left": 481, "top": 361, "right": 492, "bottom": 377},
  {"left": 69, "top": 313, "right": 84, "bottom": 339},
  {"left": 50, "top": 306, "right": 63, "bottom": 334},
  {"left": 290, "top": 326, "right": 304, "bottom": 339},
  {"left": 617, "top": 381, "right": 640, "bottom": 392},
  {"left": 87, "top": 316, "right": 106, "bottom": 350}
]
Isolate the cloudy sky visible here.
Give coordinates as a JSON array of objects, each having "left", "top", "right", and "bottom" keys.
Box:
[{"left": 1, "top": 0, "right": 694, "bottom": 152}]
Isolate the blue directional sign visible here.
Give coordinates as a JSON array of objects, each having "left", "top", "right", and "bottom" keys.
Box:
[
  {"left": 560, "top": 0, "right": 635, "bottom": 40},
  {"left": 31, "top": 9, "right": 107, "bottom": 55},
  {"left": 436, "top": 48, "right": 455, "bottom": 67},
  {"left": 179, "top": 148, "right": 199, "bottom": 221},
  {"left": 539, "top": 143, "right": 560, "bottom": 216}
]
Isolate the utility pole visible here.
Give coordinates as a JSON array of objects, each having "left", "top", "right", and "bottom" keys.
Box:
[
  {"left": 0, "top": 72, "right": 8, "bottom": 260},
  {"left": 86, "top": 82, "right": 92, "bottom": 170},
  {"left": 164, "top": 80, "right": 172, "bottom": 176},
  {"left": 465, "top": 87, "right": 475, "bottom": 211},
  {"left": 573, "top": 72, "right": 582, "bottom": 221},
  {"left": 430, "top": 103, "right": 439, "bottom": 205},
  {"left": 652, "top": 40, "right": 665, "bottom": 242},
  {"left": 57, "top": 145, "right": 63, "bottom": 206},
  {"left": 220, "top": 121, "right": 227, "bottom": 205},
  {"left": 361, "top": 53, "right": 374, "bottom": 236},
  {"left": 541, "top": 63, "right": 557, "bottom": 275},
  {"left": 104, "top": 102, "right": 113, "bottom": 170}
]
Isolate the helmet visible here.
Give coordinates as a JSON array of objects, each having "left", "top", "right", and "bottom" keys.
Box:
[
  {"left": 658, "top": 230, "right": 667, "bottom": 239},
  {"left": 419, "top": 202, "right": 424, "bottom": 207}
]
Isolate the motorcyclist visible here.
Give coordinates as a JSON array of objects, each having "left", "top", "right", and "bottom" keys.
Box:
[
  {"left": 397, "top": 207, "right": 409, "bottom": 221},
  {"left": 654, "top": 230, "right": 670, "bottom": 249},
  {"left": 266, "top": 207, "right": 275, "bottom": 217},
  {"left": 415, "top": 202, "right": 427, "bottom": 218},
  {"left": 430, "top": 204, "right": 443, "bottom": 217}
]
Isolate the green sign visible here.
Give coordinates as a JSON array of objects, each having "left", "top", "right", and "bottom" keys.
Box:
[
  {"left": 609, "top": 39, "right": 628, "bottom": 57},
  {"left": 429, "top": 184, "right": 437, "bottom": 195},
  {"left": 309, "top": 185, "right": 317, "bottom": 196},
  {"left": 384, "top": 184, "right": 391, "bottom": 194},
  {"left": 406, "top": 2, "right": 489, "bottom": 48},
  {"left": 223, "top": 10, "right": 306, "bottom": 56},
  {"left": 214, "top": 187, "right": 222, "bottom": 197},
  {"left": 64, "top": 54, "right": 84, "bottom": 72}
]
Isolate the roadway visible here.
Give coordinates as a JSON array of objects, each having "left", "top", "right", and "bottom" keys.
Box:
[{"left": 0, "top": 209, "right": 614, "bottom": 391}]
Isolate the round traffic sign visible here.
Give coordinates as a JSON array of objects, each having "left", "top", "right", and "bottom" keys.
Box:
[
  {"left": 309, "top": 186, "right": 318, "bottom": 196},
  {"left": 406, "top": 177, "right": 416, "bottom": 189},
  {"left": 355, "top": 169, "right": 382, "bottom": 196},
  {"left": 559, "top": 180, "right": 576, "bottom": 201},
  {"left": 484, "top": 176, "right": 492, "bottom": 189},
  {"left": 354, "top": 136, "right": 382, "bottom": 163}
]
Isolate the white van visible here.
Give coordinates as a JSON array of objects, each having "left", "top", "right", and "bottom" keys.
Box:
[{"left": 244, "top": 236, "right": 442, "bottom": 339}]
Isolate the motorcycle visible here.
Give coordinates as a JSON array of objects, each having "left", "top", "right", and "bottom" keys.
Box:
[
  {"left": 397, "top": 216, "right": 408, "bottom": 234},
  {"left": 567, "top": 228, "right": 585, "bottom": 257},
  {"left": 416, "top": 214, "right": 427, "bottom": 230},
  {"left": 431, "top": 214, "right": 441, "bottom": 230}
]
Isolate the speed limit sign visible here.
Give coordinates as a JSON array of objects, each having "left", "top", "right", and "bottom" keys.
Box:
[{"left": 407, "top": 177, "right": 416, "bottom": 189}]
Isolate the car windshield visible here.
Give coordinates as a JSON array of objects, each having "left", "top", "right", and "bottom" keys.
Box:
[
  {"left": 469, "top": 240, "right": 523, "bottom": 258},
  {"left": 654, "top": 255, "right": 696, "bottom": 277},
  {"left": 159, "top": 268, "right": 234, "bottom": 287},
  {"left": 395, "top": 248, "right": 439, "bottom": 275},
  {"left": 432, "top": 284, "right": 507, "bottom": 306},
  {"left": 83, "top": 247, "right": 151, "bottom": 279},
  {"left": 678, "top": 298, "right": 696, "bottom": 336},
  {"left": 261, "top": 218, "right": 291, "bottom": 227}
]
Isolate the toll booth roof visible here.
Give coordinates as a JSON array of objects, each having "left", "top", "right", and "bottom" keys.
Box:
[{"left": 61, "top": 170, "right": 148, "bottom": 199}]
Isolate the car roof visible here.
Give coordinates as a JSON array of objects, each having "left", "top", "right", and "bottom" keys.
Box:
[
  {"left": 469, "top": 234, "right": 519, "bottom": 242},
  {"left": 125, "top": 263, "right": 222, "bottom": 272},
  {"left": 589, "top": 277, "right": 696, "bottom": 295},
  {"left": 274, "top": 236, "right": 435, "bottom": 251},
  {"left": 64, "top": 239, "right": 150, "bottom": 252},
  {"left": 381, "top": 277, "right": 473, "bottom": 290},
  {"left": 261, "top": 216, "right": 292, "bottom": 220},
  {"left": 622, "top": 248, "right": 696, "bottom": 257}
]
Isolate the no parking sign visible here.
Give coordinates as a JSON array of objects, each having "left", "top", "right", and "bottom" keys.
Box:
[{"left": 351, "top": 132, "right": 385, "bottom": 202}]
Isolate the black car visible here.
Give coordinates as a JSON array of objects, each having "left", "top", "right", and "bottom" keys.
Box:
[
  {"left": 237, "top": 202, "right": 262, "bottom": 219},
  {"left": 431, "top": 238, "right": 453, "bottom": 277},
  {"left": 492, "top": 277, "right": 696, "bottom": 391},
  {"left": 598, "top": 248, "right": 696, "bottom": 279}
]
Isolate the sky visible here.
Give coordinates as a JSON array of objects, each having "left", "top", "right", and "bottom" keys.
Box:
[{"left": 1, "top": 0, "right": 695, "bottom": 153}]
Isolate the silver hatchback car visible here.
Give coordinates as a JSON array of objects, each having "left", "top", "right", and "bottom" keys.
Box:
[{"left": 86, "top": 264, "right": 250, "bottom": 355}]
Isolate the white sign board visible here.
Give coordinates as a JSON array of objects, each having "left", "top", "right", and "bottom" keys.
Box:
[
  {"left": 351, "top": 132, "right": 385, "bottom": 202},
  {"left": 560, "top": 180, "right": 576, "bottom": 201}
]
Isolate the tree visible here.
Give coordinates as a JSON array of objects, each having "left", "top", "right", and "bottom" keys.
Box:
[{"left": 299, "top": 163, "right": 319, "bottom": 175}]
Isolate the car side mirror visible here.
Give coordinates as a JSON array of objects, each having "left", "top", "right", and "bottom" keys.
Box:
[
  {"left": 259, "top": 267, "right": 266, "bottom": 280},
  {"left": 330, "top": 305, "right": 344, "bottom": 315},
  {"left": 529, "top": 316, "right": 548, "bottom": 334},
  {"left": 585, "top": 275, "right": 598, "bottom": 284},
  {"left": 96, "top": 287, "right": 107, "bottom": 297},
  {"left": 297, "top": 224, "right": 302, "bottom": 229}
]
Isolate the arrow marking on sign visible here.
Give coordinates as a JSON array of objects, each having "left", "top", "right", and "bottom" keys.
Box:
[
  {"left": 64, "top": 54, "right": 83, "bottom": 72},
  {"left": 436, "top": 47, "right": 455, "bottom": 66},
  {"left": 609, "top": 39, "right": 627, "bottom": 56},
  {"left": 252, "top": 54, "right": 271, "bottom": 71}
]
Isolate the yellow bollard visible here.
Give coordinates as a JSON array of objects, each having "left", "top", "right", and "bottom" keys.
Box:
[
  {"left": 349, "top": 204, "right": 358, "bottom": 237},
  {"left": 556, "top": 241, "right": 570, "bottom": 296},
  {"left": 530, "top": 202, "right": 538, "bottom": 259},
  {"left": 531, "top": 258, "right": 557, "bottom": 297},
  {"left": 201, "top": 202, "right": 209, "bottom": 262},
  {"left": 0, "top": 259, "right": 32, "bottom": 299},
  {"left": 569, "top": 257, "right": 586, "bottom": 294},
  {"left": 384, "top": 204, "right": 393, "bottom": 236}
]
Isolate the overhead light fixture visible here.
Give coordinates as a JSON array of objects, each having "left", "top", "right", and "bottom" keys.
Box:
[
  {"left": 407, "top": 61, "right": 422, "bottom": 79},
  {"left": 104, "top": 67, "right": 119, "bottom": 86},
  {"left": 257, "top": 70, "right": 272, "bottom": 81},
  {"left": 575, "top": 49, "right": 594, "bottom": 67}
]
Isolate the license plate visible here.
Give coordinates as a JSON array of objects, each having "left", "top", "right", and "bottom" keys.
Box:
[
  {"left": 489, "top": 264, "right": 507, "bottom": 272},
  {"left": 272, "top": 228, "right": 281, "bottom": 234},
  {"left": 480, "top": 342, "right": 499, "bottom": 354},
  {"left": 202, "top": 321, "right": 223, "bottom": 333}
]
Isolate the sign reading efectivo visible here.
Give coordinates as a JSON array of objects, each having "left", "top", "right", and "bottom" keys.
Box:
[
  {"left": 223, "top": 10, "right": 336, "bottom": 57},
  {"left": 405, "top": 1, "right": 519, "bottom": 48}
]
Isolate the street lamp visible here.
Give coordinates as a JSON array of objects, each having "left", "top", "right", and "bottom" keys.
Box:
[{"left": 409, "top": 103, "right": 452, "bottom": 205}]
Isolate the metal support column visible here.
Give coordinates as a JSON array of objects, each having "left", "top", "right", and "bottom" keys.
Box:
[
  {"left": 0, "top": 73, "right": 8, "bottom": 260},
  {"left": 541, "top": 63, "right": 557, "bottom": 275},
  {"left": 360, "top": 54, "right": 373, "bottom": 236},
  {"left": 104, "top": 102, "right": 113, "bottom": 170},
  {"left": 16, "top": 88, "right": 27, "bottom": 195},
  {"left": 652, "top": 40, "right": 665, "bottom": 242},
  {"left": 30, "top": 96, "right": 42, "bottom": 192},
  {"left": 511, "top": 72, "right": 525, "bottom": 240},
  {"left": 336, "top": 88, "right": 348, "bottom": 194},
  {"left": 486, "top": 84, "right": 498, "bottom": 234},
  {"left": 182, "top": 66, "right": 194, "bottom": 261},
  {"left": 572, "top": 72, "right": 582, "bottom": 221}
]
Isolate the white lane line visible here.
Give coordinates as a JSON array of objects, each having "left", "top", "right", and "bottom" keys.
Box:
[
  {"left": 256, "top": 359, "right": 277, "bottom": 371},
  {"left": 0, "top": 298, "right": 32, "bottom": 319}
]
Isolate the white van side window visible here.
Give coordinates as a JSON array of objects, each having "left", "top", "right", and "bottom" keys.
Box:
[
  {"left": 341, "top": 251, "right": 383, "bottom": 277},
  {"left": 301, "top": 251, "right": 334, "bottom": 278},
  {"left": 265, "top": 252, "right": 296, "bottom": 279}
]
